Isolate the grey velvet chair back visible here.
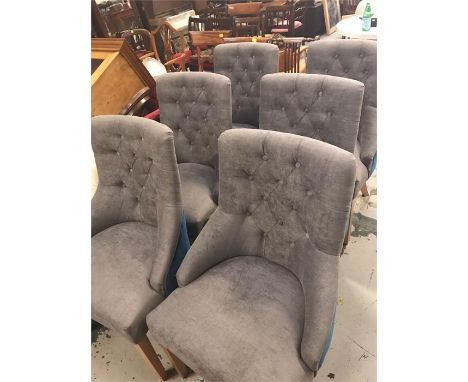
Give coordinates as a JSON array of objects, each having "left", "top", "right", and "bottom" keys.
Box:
[
  {"left": 157, "top": 72, "right": 232, "bottom": 167},
  {"left": 214, "top": 42, "right": 279, "bottom": 127},
  {"left": 218, "top": 129, "right": 356, "bottom": 370},
  {"left": 306, "top": 39, "right": 377, "bottom": 108},
  {"left": 91, "top": 115, "right": 181, "bottom": 236},
  {"left": 259, "top": 73, "right": 364, "bottom": 153}
]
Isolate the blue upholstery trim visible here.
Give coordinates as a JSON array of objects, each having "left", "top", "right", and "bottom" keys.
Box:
[
  {"left": 165, "top": 213, "right": 191, "bottom": 295},
  {"left": 369, "top": 152, "right": 377, "bottom": 176},
  {"left": 318, "top": 306, "right": 336, "bottom": 369}
]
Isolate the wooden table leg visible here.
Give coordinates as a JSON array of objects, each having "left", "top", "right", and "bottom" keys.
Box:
[
  {"left": 136, "top": 335, "right": 168, "bottom": 381},
  {"left": 163, "top": 347, "right": 189, "bottom": 378}
]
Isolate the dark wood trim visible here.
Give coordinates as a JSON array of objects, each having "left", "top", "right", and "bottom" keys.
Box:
[{"left": 91, "top": 0, "right": 109, "bottom": 37}]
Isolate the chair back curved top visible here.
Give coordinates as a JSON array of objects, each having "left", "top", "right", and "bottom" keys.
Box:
[
  {"left": 156, "top": 72, "right": 232, "bottom": 167},
  {"left": 91, "top": 115, "right": 181, "bottom": 236},
  {"left": 121, "top": 28, "right": 159, "bottom": 60},
  {"left": 260, "top": 73, "right": 364, "bottom": 153},
  {"left": 306, "top": 39, "right": 376, "bottom": 108},
  {"left": 214, "top": 42, "right": 279, "bottom": 127},
  {"left": 152, "top": 21, "right": 187, "bottom": 65}
]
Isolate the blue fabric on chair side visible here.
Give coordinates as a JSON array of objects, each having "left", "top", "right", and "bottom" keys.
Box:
[
  {"left": 369, "top": 152, "right": 377, "bottom": 177},
  {"left": 318, "top": 306, "right": 336, "bottom": 369},
  {"left": 165, "top": 213, "right": 191, "bottom": 295}
]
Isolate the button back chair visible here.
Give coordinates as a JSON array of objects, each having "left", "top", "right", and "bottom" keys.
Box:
[
  {"left": 306, "top": 39, "right": 377, "bottom": 197},
  {"left": 91, "top": 115, "right": 184, "bottom": 380},
  {"left": 146, "top": 128, "right": 357, "bottom": 381},
  {"left": 214, "top": 42, "right": 279, "bottom": 129},
  {"left": 259, "top": 72, "right": 366, "bottom": 245},
  {"left": 156, "top": 72, "right": 232, "bottom": 240}
]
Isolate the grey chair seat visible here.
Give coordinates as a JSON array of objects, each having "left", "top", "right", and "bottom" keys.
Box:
[
  {"left": 232, "top": 122, "right": 257, "bottom": 129},
  {"left": 178, "top": 163, "right": 217, "bottom": 225},
  {"left": 147, "top": 255, "right": 314, "bottom": 382},
  {"left": 92, "top": 222, "right": 164, "bottom": 343},
  {"left": 354, "top": 143, "right": 369, "bottom": 197}
]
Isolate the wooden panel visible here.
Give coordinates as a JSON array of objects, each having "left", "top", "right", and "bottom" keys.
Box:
[{"left": 92, "top": 54, "right": 146, "bottom": 116}]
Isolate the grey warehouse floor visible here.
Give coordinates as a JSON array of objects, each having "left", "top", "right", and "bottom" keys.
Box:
[{"left": 91, "top": 171, "right": 377, "bottom": 382}]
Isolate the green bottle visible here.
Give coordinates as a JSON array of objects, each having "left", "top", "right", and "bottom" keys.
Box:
[{"left": 362, "top": 2, "right": 372, "bottom": 32}]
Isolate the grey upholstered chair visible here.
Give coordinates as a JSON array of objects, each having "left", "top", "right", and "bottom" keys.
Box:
[
  {"left": 214, "top": 42, "right": 279, "bottom": 129},
  {"left": 306, "top": 39, "right": 377, "bottom": 196},
  {"left": 146, "top": 128, "right": 357, "bottom": 381},
  {"left": 157, "top": 72, "right": 232, "bottom": 239},
  {"left": 91, "top": 115, "right": 183, "bottom": 380}
]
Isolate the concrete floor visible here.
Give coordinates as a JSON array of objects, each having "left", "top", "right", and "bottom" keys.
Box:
[{"left": 91, "top": 170, "right": 377, "bottom": 382}]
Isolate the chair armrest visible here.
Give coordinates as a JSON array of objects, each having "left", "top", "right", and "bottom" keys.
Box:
[
  {"left": 357, "top": 105, "right": 377, "bottom": 172},
  {"left": 164, "top": 55, "right": 187, "bottom": 72},
  {"left": 300, "top": 250, "right": 340, "bottom": 372},
  {"left": 176, "top": 208, "right": 247, "bottom": 286},
  {"left": 139, "top": 52, "right": 157, "bottom": 60}
]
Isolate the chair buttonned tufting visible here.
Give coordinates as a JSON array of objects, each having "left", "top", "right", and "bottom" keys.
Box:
[
  {"left": 203, "top": 87, "right": 206, "bottom": 91},
  {"left": 295, "top": 162, "right": 301, "bottom": 168},
  {"left": 249, "top": 175, "right": 254, "bottom": 181},
  {"left": 344, "top": 68, "right": 349, "bottom": 73},
  {"left": 186, "top": 115, "right": 189, "bottom": 119},
  {"left": 318, "top": 91, "right": 323, "bottom": 96},
  {"left": 307, "top": 190, "right": 312, "bottom": 196},
  {"left": 281, "top": 106, "right": 285, "bottom": 111},
  {"left": 293, "top": 123, "right": 297, "bottom": 128},
  {"left": 246, "top": 211, "right": 251, "bottom": 216},
  {"left": 334, "top": 54, "right": 338, "bottom": 58},
  {"left": 176, "top": 100, "right": 179, "bottom": 104},
  {"left": 290, "top": 242, "right": 295, "bottom": 248},
  {"left": 262, "top": 155, "right": 268, "bottom": 161},
  {"left": 304, "top": 107, "right": 309, "bottom": 112},
  {"left": 278, "top": 179, "right": 283, "bottom": 184},
  {"left": 305, "top": 232, "right": 310, "bottom": 239},
  {"left": 116, "top": 151, "right": 120, "bottom": 156},
  {"left": 325, "top": 69, "right": 329, "bottom": 73},
  {"left": 278, "top": 220, "right": 284, "bottom": 225}
]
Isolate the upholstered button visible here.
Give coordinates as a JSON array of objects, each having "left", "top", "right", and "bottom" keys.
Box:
[
  {"left": 129, "top": 168, "right": 133, "bottom": 173},
  {"left": 318, "top": 91, "right": 323, "bottom": 96},
  {"left": 325, "top": 68, "right": 329, "bottom": 73},
  {"left": 306, "top": 190, "right": 312, "bottom": 196},
  {"left": 344, "top": 68, "right": 349, "bottom": 73},
  {"left": 186, "top": 115, "right": 189, "bottom": 119},
  {"left": 293, "top": 90, "right": 297, "bottom": 95},
  {"left": 359, "top": 53, "right": 364, "bottom": 58},
  {"left": 293, "top": 123, "right": 297, "bottom": 128},
  {"left": 305, "top": 232, "right": 310, "bottom": 239},
  {"left": 278, "top": 179, "right": 283, "bottom": 185},
  {"left": 281, "top": 106, "right": 285, "bottom": 111},
  {"left": 246, "top": 211, "right": 251, "bottom": 216},
  {"left": 249, "top": 175, "right": 254, "bottom": 181},
  {"left": 263, "top": 194, "right": 269, "bottom": 200},
  {"left": 278, "top": 220, "right": 284, "bottom": 226},
  {"left": 204, "top": 117, "right": 207, "bottom": 121},
  {"left": 364, "top": 69, "right": 369, "bottom": 74},
  {"left": 304, "top": 107, "right": 309, "bottom": 112},
  {"left": 203, "top": 87, "right": 206, "bottom": 91},
  {"left": 176, "top": 100, "right": 179, "bottom": 104},
  {"left": 290, "top": 242, "right": 295, "bottom": 248},
  {"left": 292, "top": 205, "right": 297, "bottom": 211},
  {"left": 334, "top": 54, "right": 338, "bottom": 58},
  {"left": 295, "top": 162, "right": 301, "bottom": 168},
  {"left": 116, "top": 151, "right": 120, "bottom": 156},
  {"left": 327, "top": 111, "right": 332, "bottom": 117},
  {"left": 262, "top": 155, "right": 268, "bottom": 161}
]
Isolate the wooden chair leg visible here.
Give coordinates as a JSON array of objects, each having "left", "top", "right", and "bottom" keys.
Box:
[
  {"left": 361, "top": 183, "right": 370, "bottom": 197},
  {"left": 163, "top": 347, "right": 189, "bottom": 378},
  {"left": 136, "top": 335, "right": 168, "bottom": 381}
]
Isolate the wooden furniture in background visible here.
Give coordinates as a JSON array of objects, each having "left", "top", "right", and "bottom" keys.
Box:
[
  {"left": 91, "top": 38, "right": 155, "bottom": 116},
  {"left": 262, "top": 2, "right": 300, "bottom": 37},
  {"left": 153, "top": 22, "right": 189, "bottom": 71},
  {"left": 190, "top": 30, "right": 232, "bottom": 71}
]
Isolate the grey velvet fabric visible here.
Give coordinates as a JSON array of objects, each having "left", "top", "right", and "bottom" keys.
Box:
[
  {"left": 214, "top": 42, "right": 279, "bottom": 128},
  {"left": 178, "top": 163, "right": 217, "bottom": 225},
  {"left": 259, "top": 73, "right": 364, "bottom": 154},
  {"left": 147, "top": 129, "right": 356, "bottom": 379},
  {"left": 147, "top": 256, "right": 313, "bottom": 382},
  {"left": 91, "top": 115, "right": 182, "bottom": 343},
  {"left": 306, "top": 39, "right": 377, "bottom": 173},
  {"left": 157, "top": 72, "right": 232, "bottom": 227}
]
